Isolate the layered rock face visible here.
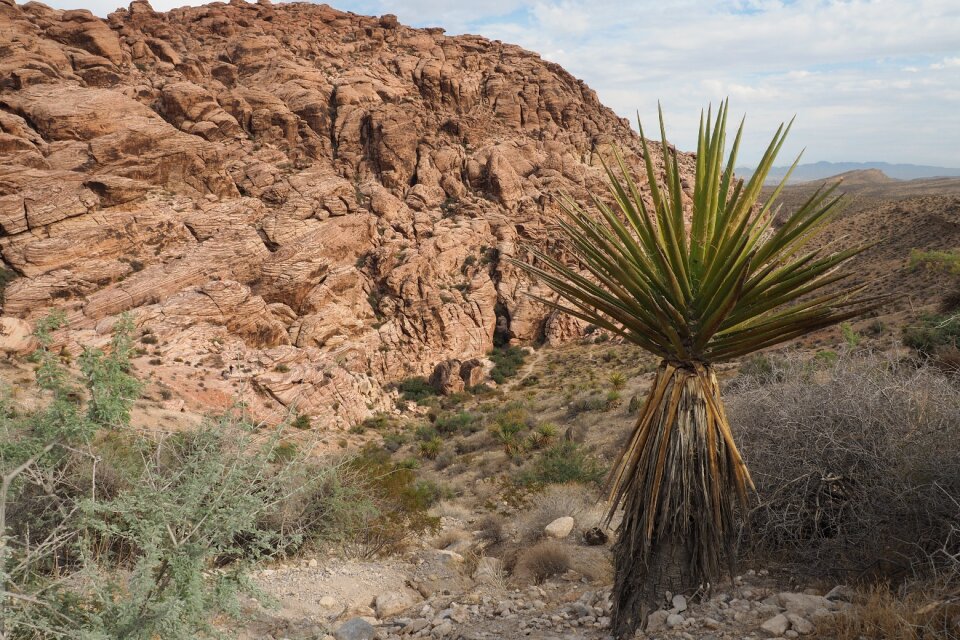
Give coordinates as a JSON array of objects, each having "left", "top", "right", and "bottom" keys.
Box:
[{"left": 0, "top": 0, "right": 692, "bottom": 426}]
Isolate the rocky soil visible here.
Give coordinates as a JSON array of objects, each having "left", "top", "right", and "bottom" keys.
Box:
[
  {"left": 0, "top": 0, "right": 696, "bottom": 429},
  {"left": 242, "top": 514, "right": 853, "bottom": 640}
]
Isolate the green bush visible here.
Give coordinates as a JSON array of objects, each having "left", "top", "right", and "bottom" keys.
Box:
[
  {"left": 345, "top": 447, "right": 441, "bottom": 556},
  {"left": 433, "top": 411, "right": 478, "bottom": 435},
  {"left": 567, "top": 392, "right": 609, "bottom": 415},
  {"left": 903, "top": 313, "right": 960, "bottom": 357},
  {"left": 0, "top": 315, "right": 429, "bottom": 637},
  {"left": 909, "top": 248, "right": 960, "bottom": 275},
  {"left": 396, "top": 377, "right": 437, "bottom": 402},
  {"left": 521, "top": 440, "right": 605, "bottom": 486},
  {"left": 488, "top": 346, "right": 527, "bottom": 384}
]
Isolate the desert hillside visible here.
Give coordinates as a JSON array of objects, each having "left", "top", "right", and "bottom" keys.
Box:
[{"left": 0, "top": 0, "right": 694, "bottom": 428}]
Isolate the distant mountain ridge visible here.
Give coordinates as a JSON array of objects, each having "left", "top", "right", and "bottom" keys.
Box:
[{"left": 737, "top": 161, "right": 960, "bottom": 183}]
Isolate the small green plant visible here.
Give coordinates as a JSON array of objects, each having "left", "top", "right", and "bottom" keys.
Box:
[
  {"left": 291, "top": 413, "right": 312, "bottom": 430},
  {"left": 609, "top": 372, "right": 627, "bottom": 390},
  {"left": 528, "top": 422, "right": 558, "bottom": 449},
  {"left": 841, "top": 322, "right": 861, "bottom": 348},
  {"left": 396, "top": 377, "right": 437, "bottom": 402},
  {"left": 419, "top": 436, "right": 442, "bottom": 459},
  {"left": 902, "top": 313, "right": 960, "bottom": 358}
]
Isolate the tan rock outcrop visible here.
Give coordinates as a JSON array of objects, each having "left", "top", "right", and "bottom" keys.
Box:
[{"left": 0, "top": 0, "right": 695, "bottom": 426}]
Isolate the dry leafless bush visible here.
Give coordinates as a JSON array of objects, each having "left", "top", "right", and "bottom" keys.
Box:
[
  {"left": 727, "top": 352, "right": 960, "bottom": 584},
  {"left": 476, "top": 513, "right": 505, "bottom": 546},
  {"left": 515, "top": 540, "right": 572, "bottom": 583}
]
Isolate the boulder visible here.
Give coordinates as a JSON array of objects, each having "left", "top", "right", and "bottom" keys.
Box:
[
  {"left": 761, "top": 613, "right": 790, "bottom": 637},
  {"left": 544, "top": 516, "right": 575, "bottom": 539},
  {"left": 374, "top": 590, "right": 419, "bottom": 619},
  {"left": 332, "top": 618, "right": 375, "bottom": 640},
  {"left": 0, "top": 317, "right": 35, "bottom": 353}
]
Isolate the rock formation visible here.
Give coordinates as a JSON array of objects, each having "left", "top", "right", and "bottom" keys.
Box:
[{"left": 0, "top": 0, "right": 694, "bottom": 426}]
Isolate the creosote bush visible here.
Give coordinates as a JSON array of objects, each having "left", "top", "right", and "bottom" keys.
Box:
[
  {"left": 0, "top": 314, "right": 438, "bottom": 638},
  {"left": 488, "top": 346, "right": 527, "bottom": 384},
  {"left": 520, "top": 440, "right": 605, "bottom": 487}
]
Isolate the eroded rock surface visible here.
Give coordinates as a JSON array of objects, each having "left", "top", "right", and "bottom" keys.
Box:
[{"left": 0, "top": 0, "right": 694, "bottom": 427}]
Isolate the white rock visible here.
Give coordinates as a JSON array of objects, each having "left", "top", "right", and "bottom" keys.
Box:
[
  {"left": 646, "top": 610, "right": 670, "bottom": 632},
  {"left": 786, "top": 612, "right": 815, "bottom": 635},
  {"left": 761, "top": 613, "right": 790, "bottom": 637},
  {"left": 318, "top": 595, "right": 340, "bottom": 609},
  {"left": 777, "top": 593, "right": 834, "bottom": 616},
  {"left": 544, "top": 516, "right": 575, "bottom": 539},
  {"left": 666, "top": 613, "right": 685, "bottom": 628},
  {"left": 671, "top": 594, "right": 688, "bottom": 612},
  {"left": 375, "top": 591, "right": 419, "bottom": 618},
  {"left": 825, "top": 585, "right": 855, "bottom": 602}
]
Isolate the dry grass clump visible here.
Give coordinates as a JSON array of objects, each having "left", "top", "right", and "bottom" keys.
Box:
[
  {"left": 728, "top": 353, "right": 960, "bottom": 582},
  {"left": 475, "top": 513, "right": 505, "bottom": 546},
  {"left": 821, "top": 584, "right": 960, "bottom": 640},
  {"left": 430, "top": 528, "right": 470, "bottom": 550},
  {"left": 515, "top": 541, "right": 572, "bottom": 584}
]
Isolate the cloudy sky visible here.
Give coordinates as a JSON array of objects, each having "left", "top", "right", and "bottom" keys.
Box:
[{"left": 48, "top": 0, "right": 960, "bottom": 167}]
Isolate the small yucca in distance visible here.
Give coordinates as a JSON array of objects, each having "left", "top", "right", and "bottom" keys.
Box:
[{"left": 511, "top": 100, "right": 882, "bottom": 639}]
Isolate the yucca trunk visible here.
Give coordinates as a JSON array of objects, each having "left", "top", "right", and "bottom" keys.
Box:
[{"left": 608, "top": 361, "right": 753, "bottom": 638}]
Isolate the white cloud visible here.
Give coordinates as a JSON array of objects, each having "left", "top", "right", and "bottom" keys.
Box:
[{"left": 39, "top": 0, "right": 960, "bottom": 166}]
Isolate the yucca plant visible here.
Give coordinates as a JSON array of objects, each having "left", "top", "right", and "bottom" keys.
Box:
[{"left": 511, "top": 101, "right": 882, "bottom": 638}]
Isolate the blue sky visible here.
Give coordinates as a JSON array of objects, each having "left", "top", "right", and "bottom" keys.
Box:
[{"left": 46, "top": 0, "right": 960, "bottom": 167}]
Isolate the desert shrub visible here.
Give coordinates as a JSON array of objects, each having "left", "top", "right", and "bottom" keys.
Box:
[
  {"left": 729, "top": 353, "right": 960, "bottom": 581},
  {"left": 521, "top": 441, "right": 605, "bottom": 487},
  {"left": 567, "top": 392, "right": 611, "bottom": 415},
  {"left": 736, "top": 353, "right": 789, "bottom": 385},
  {"left": 291, "top": 413, "right": 312, "bottom": 430},
  {"left": 382, "top": 432, "right": 407, "bottom": 453},
  {"left": 396, "top": 377, "right": 436, "bottom": 402},
  {"left": 909, "top": 248, "right": 960, "bottom": 275},
  {"left": 361, "top": 412, "right": 395, "bottom": 431},
  {"left": 515, "top": 541, "right": 571, "bottom": 583},
  {"left": 476, "top": 514, "right": 505, "bottom": 546},
  {"left": 903, "top": 313, "right": 960, "bottom": 358},
  {"left": 343, "top": 447, "right": 441, "bottom": 557},
  {"left": 0, "top": 316, "right": 425, "bottom": 637},
  {"left": 940, "top": 283, "right": 960, "bottom": 313},
  {"left": 434, "top": 411, "right": 479, "bottom": 435},
  {"left": 488, "top": 346, "right": 527, "bottom": 384}
]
